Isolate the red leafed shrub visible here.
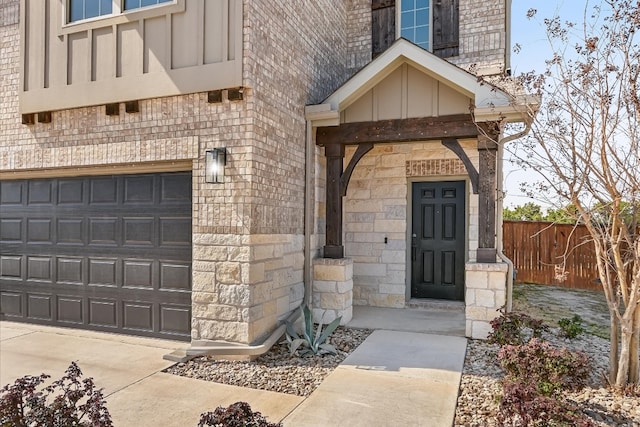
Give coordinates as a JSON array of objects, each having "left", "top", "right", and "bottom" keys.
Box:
[
  {"left": 198, "top": 401, "right": 282, "bottom": 427},
  {"left": 498, "top": 338, "right": 590, "bottom": 397},
  {"left": 497, "top": 338, "right": 593, "bottom": 426},
  {"left": 0, "top": 361, "right": 113, "bottom": 426},
  {"left": 498, "top": 380, "right": 595, "bottom": 427},
  {"left": 487, "top": 309, "right": 547, "bottom": 346}
]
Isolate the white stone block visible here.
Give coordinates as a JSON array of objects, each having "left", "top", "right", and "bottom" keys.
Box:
[
  {"left": 471, "top": 321, "right": 493, "bottom": 340},
  {"left": 476, "top": 289, "right": 496, "bottom": 308},
  {"left": 313, "top": 280, "right": 337, "bottom": 293},
  {"left": 379, "top": 284, "right": 405, "bottom": 295}
]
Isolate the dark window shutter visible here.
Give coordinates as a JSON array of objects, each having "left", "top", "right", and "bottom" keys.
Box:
[
  {"left": 432, "top": 0, "right": 459, "bottom": 58},
  {"left": 372, "top": 0, "right": 395, "bottom": 58}
]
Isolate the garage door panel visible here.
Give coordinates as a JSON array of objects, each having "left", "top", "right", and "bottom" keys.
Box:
[
  {"left": 57, "top": 296, "right": 84, "bottom": 324},
  {"left": 160, "top": 262, "right": 190, "bottom": 291},
  {"left": 160, "top": 174, "right": 191, "bottom": 203},
  {"left": 1, "top": 218, "right": 22, "bottom": 241},
  {"left": 27, "top": 293, "right": 52, "bottom": 320},
  {"left": 160, "top": 217, "right": 191, "bottom": 246},
  {"left": 58, "top": 179, "right": 85, "bottom": 204},
  {"left": 123, "top": 218, "right": 155, "bottom": 246},
  {"left": 0, "top": 292, "right": 22, "bottom": 316},
  {"left": 89, "top": 218, "right": 119, "bottom": 245},
  {"left": 57, "top": 218, "right": 85, "bottom": 244},
  {"left": 123, "top": 260, "right": 154, "bottom": 288},
  {"left": 27, "top": 219, "right": 53, "bottom": 243},
  {"left": 27, "top": 256, "right": 52, "bottom": 282},
  {"left": 123, "top": 301, "right": 153, "bottom": 331},
  {"left": 90, "top": 178, "right": 119, "bottom": 204},
  {"left": 56, "top": 257, "right": 84, "bottom": 285},
  {"left": 160, "top": 304, "right": 190, "bottom": 335},
  {"left": 124, "top": 176, "right": 154, "bottom": 204},
  {"left": 1, "top": 256, "right": 22, "bottom": 278},
  {"left": 28, "top": 181, "right": 54, "bottom": 205},
  {"left": 89, "top": 299, "right": 118, "bottom": 327},
  {"left": 0, "top": 181, "right": 25, "bottom": 205},
  {"left": 89, "top": 259, "right": 118, "bottom": 287},
  {"left": 1, "top": 172, "right": 192, "bottom": 340}
]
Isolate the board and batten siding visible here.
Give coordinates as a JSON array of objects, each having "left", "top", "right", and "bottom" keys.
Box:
[
  {"left": 19, "top": 0, "right": 242, "bottom": 114},
  {"left": 340, "top": 63, "right": 471, "bottom": 124}
]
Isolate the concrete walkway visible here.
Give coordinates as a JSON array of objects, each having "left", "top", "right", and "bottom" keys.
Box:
[
  {"left": 283, "top": 330, "right": 467, "bottom": 427},
  {"left": 1, "top": 321, "right": 467, "bottom": 427}
]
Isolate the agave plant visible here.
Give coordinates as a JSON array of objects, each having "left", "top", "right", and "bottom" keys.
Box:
[{"left": 283, "top": 305, "right": 342, "bottom": 356}]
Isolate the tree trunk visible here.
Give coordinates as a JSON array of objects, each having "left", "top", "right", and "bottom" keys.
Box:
[
  {"left": 630, "top": 305, "right": 640, "bottom": 383},
  {"left": 610, "top": 313, "right": 619, "bottom": 385},
  {"left": 615, "top": 317, "right": 633, "bottom": 387}
]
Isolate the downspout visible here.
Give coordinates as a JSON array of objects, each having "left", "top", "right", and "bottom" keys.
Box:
[
  {"left": 496, "top": 120, "right": 531, "bottom": 312},
  {"left": 304, "top": 120, "right": 314, "bottom": 306},
  {"left": 183, "top": 309, "right": 301, "bottom": 357}
]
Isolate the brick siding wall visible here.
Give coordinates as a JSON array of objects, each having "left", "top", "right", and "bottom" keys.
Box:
[{"left": 0, "top": 0, "right": 349, "bottom": 344}]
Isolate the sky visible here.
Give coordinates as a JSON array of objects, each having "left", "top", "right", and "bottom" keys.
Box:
[{"left": 503, "top": 1, "right": 590, "bottom": 208}]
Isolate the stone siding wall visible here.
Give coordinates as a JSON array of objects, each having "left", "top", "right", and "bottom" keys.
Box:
[
  {"left": 465, "top": 262, "right": 508, "bottom": 339},
  {"left": 343, "top": 141, "right": 480, "bottom": 308}
]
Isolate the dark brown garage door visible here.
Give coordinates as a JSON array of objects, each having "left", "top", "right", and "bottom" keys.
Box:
[{"left": 0, "top": 172, "right": 192, "bottom": 341}]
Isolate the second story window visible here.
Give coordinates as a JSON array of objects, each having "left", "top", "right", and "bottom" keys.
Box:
[
  {"left": 69, "top": 0, "right": 112, "bottom": 22},
  {"left": 68, "top": 0, "right": 174, "bottom": 23},
  {"left": 400, "top": 0, "right": 431, "bottom": 50},
  {"left": 124, "top": 0, "right": 172, "bottom": 11}
]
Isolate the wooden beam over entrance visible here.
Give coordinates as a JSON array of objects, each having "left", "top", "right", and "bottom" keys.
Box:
[{"left": 316, "top": 114, "right": 478, "bottom": 146}]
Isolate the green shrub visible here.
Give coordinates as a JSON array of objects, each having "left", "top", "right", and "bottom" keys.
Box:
[
  {"left": 198, "top": 401, "right": 281, "bottom": 427},
  {"left": 0, "top": 362, "right": 113, "bottom": 427},
  {"left": 487, "top": 309, "right": 547, "bottom": 346},
  {"left": 283, "top": 305, "right": 341, "bottom": 357},
  {"left": 558, "top": 314, "right": 585, "bottom": 339}
]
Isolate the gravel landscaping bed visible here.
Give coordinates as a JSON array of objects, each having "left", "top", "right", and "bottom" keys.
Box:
[
  {"left": 454, "top": 329, "right": 640, "bottom": 427},
  {"left": 164, "top": 327, "right": 373, "bottom": 397},
  {"left": 166, "top": 323, "right": 638, "bottom": 426}
]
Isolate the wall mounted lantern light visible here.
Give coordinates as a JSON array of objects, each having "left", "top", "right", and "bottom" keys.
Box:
[{"left": 205, "top": 148, "right": 226, "bottom": 183}]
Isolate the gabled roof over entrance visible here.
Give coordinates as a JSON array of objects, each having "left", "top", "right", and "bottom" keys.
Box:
[{"left": 306, "top": 39, "right": 535, "bottom": 125}]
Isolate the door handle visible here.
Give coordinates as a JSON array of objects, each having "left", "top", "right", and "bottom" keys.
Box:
[{"left": 411, "top": 234, "right": 417, "bottom": 261}]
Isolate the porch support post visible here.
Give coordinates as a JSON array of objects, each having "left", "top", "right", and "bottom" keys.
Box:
[
  {"left": 477, "top": 123, "right": 500, "bottom": 262},
  {"left": 324, "top": 143, "right": 345, "bottom": 258}
]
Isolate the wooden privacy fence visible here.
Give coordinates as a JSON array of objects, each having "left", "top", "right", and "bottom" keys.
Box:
[{"left": 502, "top": 221, "right": 601, "bottom": 290}]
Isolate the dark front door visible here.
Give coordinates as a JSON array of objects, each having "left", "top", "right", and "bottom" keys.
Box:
[
  {"left": 411, "top": 181, "right": 465, "bottom": 300},
  {"left": 0, "top": 172, "right": 192, "bottom": 340}
]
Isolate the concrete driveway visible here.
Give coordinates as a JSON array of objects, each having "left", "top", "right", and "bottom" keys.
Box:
[
  {"left": 1, "top": 320, "right": 467, "bottom": 427},
  {"left": 0, "top": 322, "right": 303, "bottom": 426}
]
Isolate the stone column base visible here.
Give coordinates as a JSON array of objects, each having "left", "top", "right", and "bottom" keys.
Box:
[
  {"left": 465, "top": 262, "right": 508, "bottom": 339},
  {"left": 312, "top": 258, "right": 353, "bottom": 325}
]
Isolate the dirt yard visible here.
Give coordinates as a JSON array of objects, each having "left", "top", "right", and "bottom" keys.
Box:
[{"left": 512, "top": 282, "right": 611, "bottom": 338}]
